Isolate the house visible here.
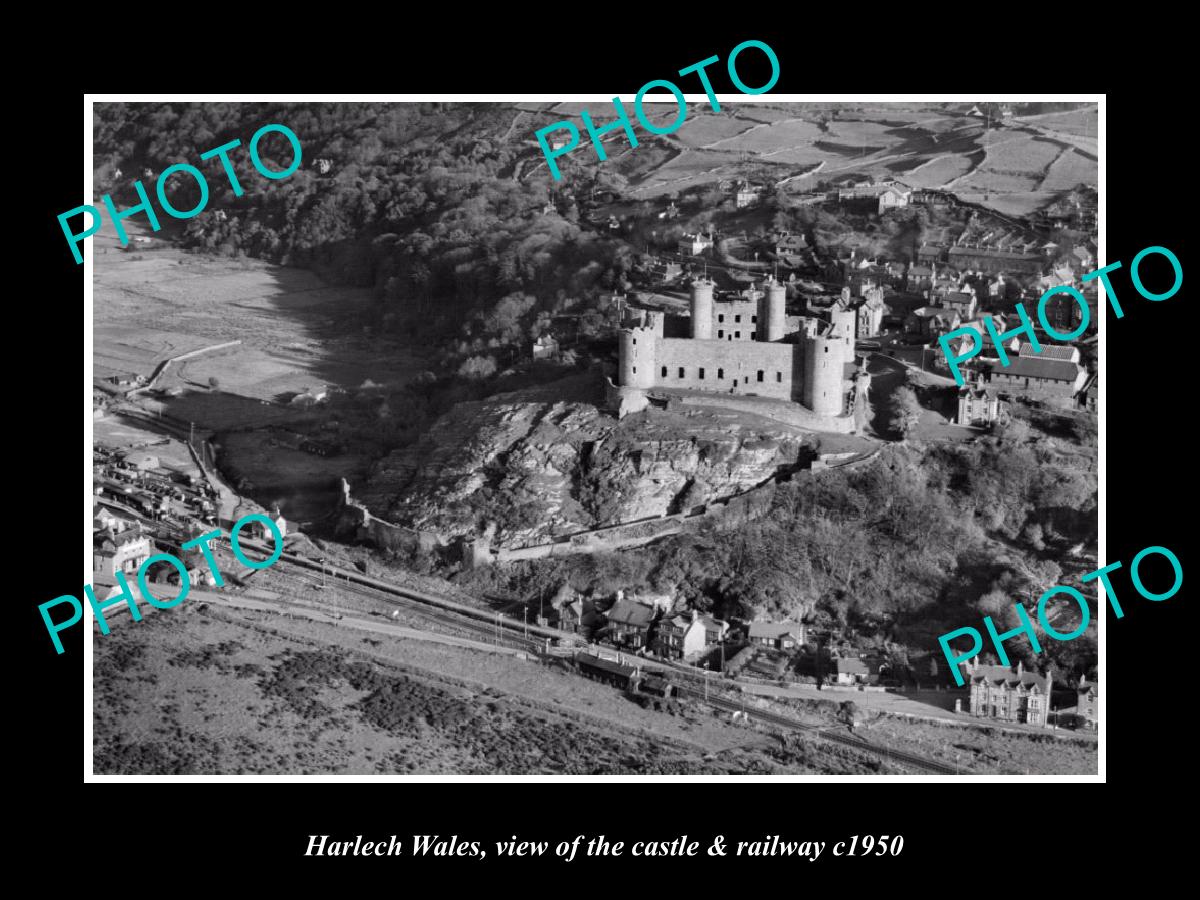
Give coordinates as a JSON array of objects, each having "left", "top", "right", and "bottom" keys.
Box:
[
  {"left": 906, "top": 264, "right": 934, "bottom": 291},
  {"left": 735, "top": 182, "right": 761, "bottom": 208},
  {"left": 698, "top": 615, "right": 730, "bottom": 646},
  {"left": 648, "top": 259, "right": 683, "bottom": 283},
  {"left": 654, "top": 611, "right": 708, "bottom": 660},
  {"left": 1076, "top": 674, "right": 1098, "bottom": 728},
  {"left": 832, "top": 657, "right": 870, "bottom": 685},
  {"left": 957, "top": 380, "right": 1002, "bottom": 427},
  {"left": 678, "top": 232, "right": 714, "bottom": 257},
  {"left": 965, "top": 659, "right": 1052, "bottom": 727},
  {"left": 604, "top": 598, "right": 659, "bottom": 649},
  {"left": 1078, "top": 373, "right": 1098, "bottom": 412},
  {"left": 747, "top": 620, "right": 806, "bottom": 652},
  {"left": 93, "top": 503, "right": 135, "bottom": 534},
  {"left": 940, "top": 290, "right": 978, "bottom": 320},
  {"left": 906, "top": 306, "right": 961, "bottom": 339},
  {"left": 532, "top": 334, "right": 560, "bottom": 361},
  {"left": 877, "top": 185, "right": 911, "bottom": 214},
  {"left": 773, "top": 231, "right": 809, "bottom": 258},
  {"left": 246, "top": 506, "right": 287, "bottom": 543},
  {"left": 947, "top": 244, "right": 1043, "bottom": 275},
  {"left": 1072, "top": 245, "right": 1095, "bottom": 269},
  {"left": 988, "top": 342, "right": 1088, "bottom": 403},
  {"left": 916, "top": 243, "right": 944, "bottom": 265},
  {"left": 558, "top": 597, "right": 599, "bottom": 636},
  {"left": 93, "top": 528, "right": 153, "bottom": 577}
]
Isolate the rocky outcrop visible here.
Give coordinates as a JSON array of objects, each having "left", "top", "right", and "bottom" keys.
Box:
[{"left": 356, "top": 399, "right": 817, "bottom": 549}]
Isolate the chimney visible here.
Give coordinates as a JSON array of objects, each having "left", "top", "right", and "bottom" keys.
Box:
[
  {"left": 1079, "top": 672, "right": 1087, "bottom": 687},
  {"left": 1017, "top": 659, "right": 1024, "bottom": 675},
  {"left": 691, "top": 609, "right": 699, "bottom": 623}
]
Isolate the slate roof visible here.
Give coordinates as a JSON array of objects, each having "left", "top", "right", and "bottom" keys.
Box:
[
  {"left": 948, "top": 245, "right": 1040, "bottom": 262},
  {"left": 969, "top": 664, "right": 1049, "bottom": 691},
  {"left": 606, "top": 599, "right": 657, "bottom": 628},
  {"left": 1018, "top": 341, "right": 1078, "bottom": 361},
  {"left": 991, "top": 356, "right": 1082, "bottom": 383},
  {"left": 748, "top": 621, "right": 804, "bottom": 640}
]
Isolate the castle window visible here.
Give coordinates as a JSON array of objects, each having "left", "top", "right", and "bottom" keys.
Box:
[
  {"left": 632, "top": 366, "right": 636, "bottom": 373},
  {"left": 776, "top": 371, "right": 782, "bottom": 382},
  {"left": 752, "top": 315, "right": 757, "bottom": 323},
  {"left": 678, "top": 367, "right": 685, "bottom": 379},
  {"left": 661, "top": 366, "right": 667, "bottom": 377},
  {"left": 750, "top": 331, "right": 756, "bottom": 339},
  {"left": 718, "top": 329, "right": 724, "bottom": 338},
  {"left": 735, "top": 331, "right": 741, "bottom": 339},
  {"left": 735, "top": 315, "right": 742, "bottom": 323},
  {"left": 825, "top": 346, "right": 829, "bottom": 353},
  {"left": 757, "top": 370, "right": 764, "bottom": 382},
  {"left": 718, "top": 314, "right": 725, "bottom": 323},
  {"left": 718, "top": 368, "right": 724, "bottom": 379},
  {"left": 699, "top": 368, "right": 705, "bottom": 380}
]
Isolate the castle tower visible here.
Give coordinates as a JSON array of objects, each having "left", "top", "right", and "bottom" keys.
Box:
[
  {"left": 618, "top": 327, "right": 656, "bottom": 389},
  {"left": 829, "top": 306, "right": 857, "bottom": 353},
  {"left": 757, "top": 278, "right": 786, "bottom": 342},
  {"left": 690, "top": 277, "right": 714, "bottom": 339},
  {"left": 803, "top": 336, "right": 848, "bottom": 417}
]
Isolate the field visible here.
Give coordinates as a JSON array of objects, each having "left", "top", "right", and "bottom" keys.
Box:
[
  {"left": 672, "top": 113, "right": 759, "bottom": 148},
  {"left": 977, "top": 134, "right": 1064, "bottom": 174},
  {"left": 524, "top": 102, "right": 1097, "bottom": 215},
  {"left": 1018, "top": 108, "right": 1098, "bottom": 137},
  {"left": 1042, "top": 148, "right": 1099, "bottom": 191},
  {"left": 93, "top": 222, "right": 427, "bottom": 409},
  {"left": 898, "top": 153, "right": 976, "bottom": 188},
  {"left": 863, "top": 716, "right": 1097, "bottom": 775},
  {"left": 92, "top": 598, "right": 910, "bottom": 774}
]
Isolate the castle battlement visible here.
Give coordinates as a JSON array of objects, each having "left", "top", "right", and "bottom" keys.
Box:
[{"left": 616, "top": 278, "right": 850, "bottom": 417}]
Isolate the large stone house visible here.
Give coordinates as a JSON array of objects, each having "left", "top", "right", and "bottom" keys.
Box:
[
  {"left": 987, "top": 341, "right": 1087, "bottom": 404},
  {"left": 957, "top": 380, "right": 1002, "bottom": 427},
  {"left": 558, "top": 597, "right": 599, "bottom": 636},
  {"left": 1076, "top": 675, "right": 1098, "bottom": 729},
  {"left": 747, "top": 620, "right": 806, "bottom": 651},
  {"left": 654, "top": 611, "right": 707, "bottom": 660},
  {"left": 93, "top": 528, "right": 153, "bottom": 578},
  {"left": 832, "top": 657, "right": 870, "bottom": 685},
  {"left": 604, "top": 598, "right": 659, "bottom": 649},
  {"left": 966, "top": 660, "right": 1052, "bottom": 727}
]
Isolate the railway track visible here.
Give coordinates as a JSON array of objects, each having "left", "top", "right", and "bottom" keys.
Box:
[
  {"left": 239, "top": 543, "right": 956, "bottom": 774},
  {"left": 674, "top": 685, "right": 958, "bottom": 775},
  {"left": 250, "top": 554, "right": 547, "bottom": 653}
]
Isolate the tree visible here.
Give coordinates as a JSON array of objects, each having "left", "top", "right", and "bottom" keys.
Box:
[
  {"left": 838, "top": 700, "right": 861, "bottom": 732},
  {"left": 886, "top": 385, "right": 923, "bottom": 439}
]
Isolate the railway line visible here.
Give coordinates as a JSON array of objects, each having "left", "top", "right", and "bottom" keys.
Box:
[
  {"left": 239, "top": 548, "right": 550, "bottom": 653},
  {"left": 235, "top": 541, "right": 958, "bottom": 775},
  {"left": 674, "top": 685, "right": 958, "bottom": 775}
]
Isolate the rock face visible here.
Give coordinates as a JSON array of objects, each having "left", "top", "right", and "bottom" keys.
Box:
[{"left": 358, "top": 399, "right": 816, "bottom": 549}]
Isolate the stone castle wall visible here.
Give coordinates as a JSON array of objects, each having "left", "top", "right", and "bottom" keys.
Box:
[{"left": 654, "top": 337, "right": 802, "bottom": 401}]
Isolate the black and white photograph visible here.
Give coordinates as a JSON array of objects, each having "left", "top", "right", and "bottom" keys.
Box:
[{"left": 83, "top": 97, "right": 1102, "bottom": 777}]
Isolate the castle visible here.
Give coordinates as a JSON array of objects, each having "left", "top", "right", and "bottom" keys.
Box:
[{"left": 611, "top": 277, "right": 854, "bottom": 423}]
